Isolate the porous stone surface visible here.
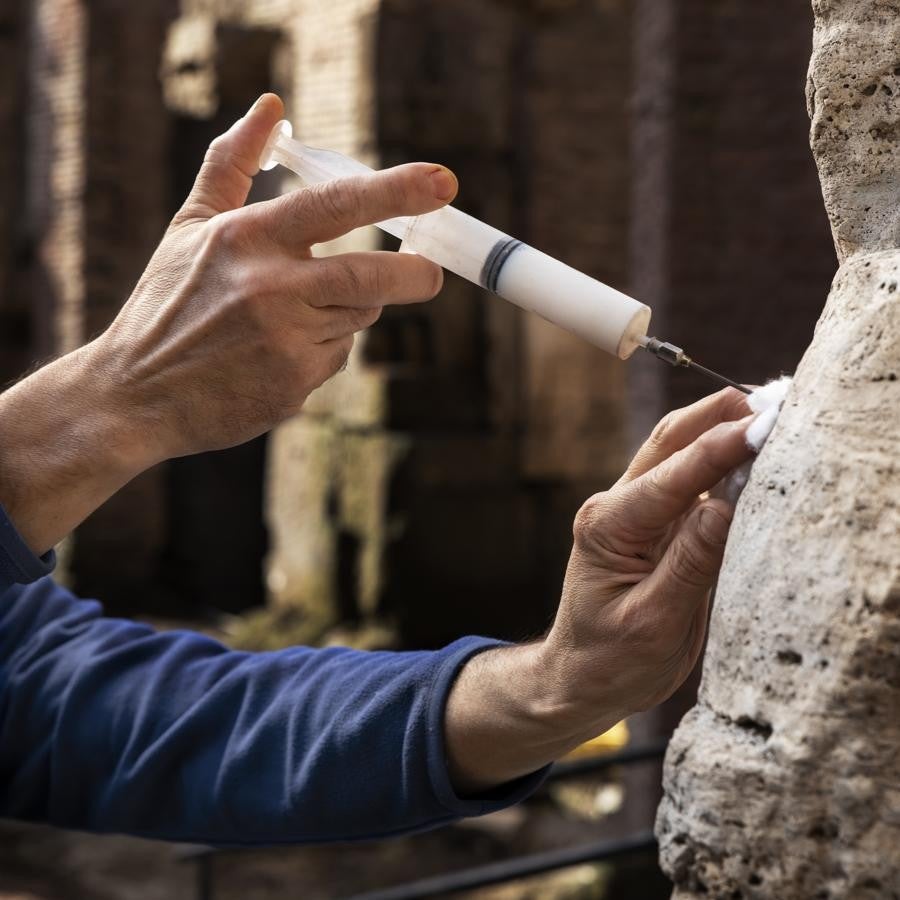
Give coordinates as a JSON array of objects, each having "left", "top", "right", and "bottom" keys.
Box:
[
  {"left": 807, "top": 0, "right": 900, "bottom": 261},
  {"left": 658, "top": 253, "right": 900, "bottom": 899},
  {"left": 657, "top": 2, "right": 900, "bottom": 896}
]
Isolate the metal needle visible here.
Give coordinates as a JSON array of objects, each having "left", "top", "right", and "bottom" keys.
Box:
[
  {"left": 639, "top": 337, "right": 751, "bottom": 395},
  {"left": 683, "top": 359, "right": 752, "bottom": 395}
]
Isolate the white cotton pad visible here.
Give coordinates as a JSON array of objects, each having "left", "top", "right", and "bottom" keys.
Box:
[
  {"left": 745, "top": 376, "right": 792, "bottom": 451},
  {"left": 711, "top": 376, "right": 793, "bottom": 505}
]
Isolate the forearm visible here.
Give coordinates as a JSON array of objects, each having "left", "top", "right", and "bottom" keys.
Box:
[
  {"left": 0, "top": 342, "right": 154, "bottom": 555},
  {"left": 1, "top": 580, "right": 540, "bottom": 843},
  {"left": 444, "top": 642, "right": 624, "bottom": 794}
]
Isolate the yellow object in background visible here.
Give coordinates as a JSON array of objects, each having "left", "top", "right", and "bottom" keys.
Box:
[{"left": 562, "top": 720, "right": 630, "bottom": 760}]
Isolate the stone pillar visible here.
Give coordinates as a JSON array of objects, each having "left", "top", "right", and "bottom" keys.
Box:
[
  {"left": 25, "top": 0, "right": 87, "bottom": 359},
  {"left": 262, "top": 0, "right": 390, "bottom": 637},
  {"left": 656, "top": 2, "right": 900, "bottom": 896}
]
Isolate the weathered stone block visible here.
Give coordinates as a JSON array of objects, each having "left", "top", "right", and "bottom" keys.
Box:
[{"left": 657, "top": 249, "right": 900, "bottom": 899}]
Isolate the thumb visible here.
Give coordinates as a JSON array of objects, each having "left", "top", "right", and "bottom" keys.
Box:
[
  {"left": 177, "top": 93, "right": 285, "bottom": 223},
  {"left": 649, "top": 499, "right": 733, "bottom": 612}
]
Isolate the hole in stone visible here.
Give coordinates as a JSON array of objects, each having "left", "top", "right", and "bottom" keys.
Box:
[
  {"left": 735, "top": 716, "right": 773, "bottom": 740},
  {"left": 862, "top": 83, "right": 878, "bottom": 95},
  {"left": 777, "top": 649, "right": 803, "bottom": 665},
  {"left": 749, "top": 873, "right": 763, "bottom": 886},
  {"left": 808, "top": 819, "right": 839, "bottom": 839}
]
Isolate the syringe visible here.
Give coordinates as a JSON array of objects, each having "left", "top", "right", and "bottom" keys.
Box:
[
  {"left": 260, "top": 121, "right": 648, "bottom": 359},
  {"left": 259, "top": 121, "right": 750, "bottom": 392}
]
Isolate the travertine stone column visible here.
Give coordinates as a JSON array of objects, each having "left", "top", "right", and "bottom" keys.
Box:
[{"left": 656, "top": 2, "right": 900, "bottom": 897}]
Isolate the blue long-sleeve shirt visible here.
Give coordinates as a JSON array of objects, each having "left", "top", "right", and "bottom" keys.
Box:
[{"left": 0, "top": 504, "right": 546, "bottom": 845}]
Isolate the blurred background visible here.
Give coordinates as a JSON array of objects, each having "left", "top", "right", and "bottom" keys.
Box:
[{"left": 1, "top": 0, "right": 836, "bottom": 897}]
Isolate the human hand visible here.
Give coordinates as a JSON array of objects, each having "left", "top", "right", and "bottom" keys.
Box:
[
  {"left": 0, "top": 93, "right": 457, "bottom": 556},
  {"left": 89, "top": 93, "right": 457, "bottom": 465},
  {"left": 542, "top": 387, "right": 754, "bottom": 737},
  {"left": 444, "top": 389, "right": 754, "bottom": 793}
]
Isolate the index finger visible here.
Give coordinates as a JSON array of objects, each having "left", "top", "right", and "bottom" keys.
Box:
[
  {"left": 619, "top": 388, "right": 752, "bottom": 486},
  {"left": 604, "top": 414, "right": 755, "bottom": 546},
  {"left": 254, "top": 163, "right": 458, "bottom": 248}
]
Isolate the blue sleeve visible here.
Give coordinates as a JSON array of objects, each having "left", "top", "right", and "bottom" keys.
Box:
[
  {"left": 0, "top": 502, "right": 56, "bottom": 590},
  {"left": 0, "top": 515, "right": 547, "bottom": 845}
]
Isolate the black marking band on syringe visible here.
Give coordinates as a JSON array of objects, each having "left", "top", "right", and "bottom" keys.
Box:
[{"left": 480, "top": 237, "right": 523, "bottom": 293}]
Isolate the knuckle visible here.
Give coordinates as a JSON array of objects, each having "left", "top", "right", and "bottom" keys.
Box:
[
  {"left": 367, "top": 259, "right": 387, "bottom": 300},
  {"left": 694, "top": 426, "right": 727, "bottom": 467},
  {"left": 207, "top": 213, "right": 245, "bottom": 252},
  {"left": 201, "top": 136, "right": 231, "bottom": 173},
  {"left": 313, "top": 179, "right": 360, "bottom": 231},
  {"left": 669, "top": 536, "right": 714, "bottom": 589},
  {"left": 205, "top": 135, "right": 228, "bottom": 159},
  {"left": 334, "top": 258, "right": 365, "bottom": 300},
  {"left": 649, "top": 410, "right": 678, "bottom": 446},
  {"left": 573, "top": 494, "right": 609, "bottom": 545},
  {"left": 356, "top": 306, "right": 383, "bottom": 330}
]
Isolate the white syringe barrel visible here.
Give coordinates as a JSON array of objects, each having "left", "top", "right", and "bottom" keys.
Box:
[
  {"left": 402, "top": 207, "right": 649, "bottom": 358},
  {"left": 260, "top": 121, "right": 650, "bottom": 359}
]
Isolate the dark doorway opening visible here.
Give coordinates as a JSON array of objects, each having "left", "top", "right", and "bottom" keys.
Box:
[{"left": 162, "top": 25, "right": 283, "bottom": 616}]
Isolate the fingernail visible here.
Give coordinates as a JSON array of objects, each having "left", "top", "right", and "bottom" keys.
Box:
[
  {"left": 247, "top": 94, "right": 265, "bottom": 115},
  {"left": 430, "top": 166, "right": 457, "bottom": 201},
  {"left": 699, "top": 505, "right": 731, "bottom": 545}
]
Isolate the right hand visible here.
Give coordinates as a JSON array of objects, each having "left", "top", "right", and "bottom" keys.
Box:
[{"left": 89, "top": 93, "right": 457, "bottom": 466}]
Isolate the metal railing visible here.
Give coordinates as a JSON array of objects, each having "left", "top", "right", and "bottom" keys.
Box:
[{"left": 181, "top": 739, "right": 668, "bottom": 900}]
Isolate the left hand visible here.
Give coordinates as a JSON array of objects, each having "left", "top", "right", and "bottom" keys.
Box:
[
  {"left": 544, "top": 388, "right": 754, "bottom": 733},
  {"left": 444, "top": 388, "right": 755, "bottom": 793}
]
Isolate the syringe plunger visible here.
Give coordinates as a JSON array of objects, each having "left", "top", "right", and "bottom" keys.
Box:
[{"left": 260, "top": 121, "right": 651, "bottom": 359}]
